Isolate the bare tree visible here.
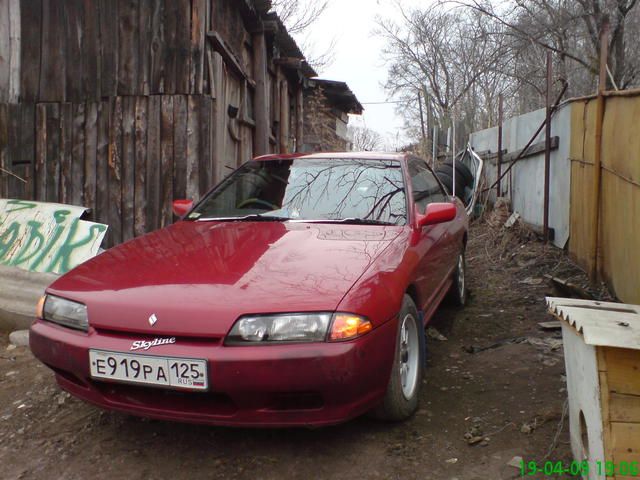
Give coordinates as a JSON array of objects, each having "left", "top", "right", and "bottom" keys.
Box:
[
  {"left": 376, "top": 3, "right": 513, "bottom": 150},
  {"left": 376, "top": 0, "right": 640, "bottom": 149},
  {"left": 271, "top": 0, "right": 335, "bottom": 72},
  {"left": 453, "top": 0, "right": 640, "bottom": 90},
  {"left": 349, "top": 126, "right": 385, "bottom": 151},
  {"left": 271, "top": 0, "right": 330, "bottom": 35}
]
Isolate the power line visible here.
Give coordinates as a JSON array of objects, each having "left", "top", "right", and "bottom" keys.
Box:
[{"left": 360, "top": 100, "right": 407, "bottom": 105}]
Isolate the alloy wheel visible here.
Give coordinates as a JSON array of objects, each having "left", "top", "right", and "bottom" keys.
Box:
[
  {"left": 457, "top": 254, "right": 465, "bottom": 304},
  {"left": 399, "top": 314, "right": 420, "bottom": 400}
]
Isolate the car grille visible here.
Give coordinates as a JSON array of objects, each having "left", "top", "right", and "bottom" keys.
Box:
[
  {"left": 93, "top": 382, "right": 237, "bottom": 417},
  {"left": 93, "top": 327, "right": 223, "bottom": 345}
]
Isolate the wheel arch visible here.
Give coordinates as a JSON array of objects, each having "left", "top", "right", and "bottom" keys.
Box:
[{"left": 405, "top": 284, "right": 420, "bottom": 312}]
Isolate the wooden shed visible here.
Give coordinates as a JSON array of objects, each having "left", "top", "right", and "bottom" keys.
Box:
[
  {"left": 547, "top": 297, "right": 640, "bottom": 479},
  {"left": 303, "top": 79, "right": 363, "bottom": 152},
  {"left": 0, "top": 0, "right": 350, "bottom": 247}
]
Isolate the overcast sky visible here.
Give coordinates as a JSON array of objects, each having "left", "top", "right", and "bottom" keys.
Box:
[{"left": 302, "top": 0, "right": 429, "bottom": 149}]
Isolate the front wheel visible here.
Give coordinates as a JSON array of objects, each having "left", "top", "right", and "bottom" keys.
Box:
[
  {"left": 447, "top": 251, "right": 467, "bottom": 306},
  {"left": 374, "top": 295, "right": 424, "bottom": 421}
]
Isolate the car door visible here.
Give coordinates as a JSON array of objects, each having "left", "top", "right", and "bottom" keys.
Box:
[{"left": 407, "top": 158, "right": 453, "bottom": 305}]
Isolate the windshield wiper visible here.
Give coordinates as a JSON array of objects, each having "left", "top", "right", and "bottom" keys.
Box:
[
  {"left": 196, "top": 214, "right": 291, "bottom": 222},
  {"left": 305, "top": 217, "right": 395, "bottom": 226}
]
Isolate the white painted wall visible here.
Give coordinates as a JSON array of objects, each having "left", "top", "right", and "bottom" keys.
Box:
[{"left": 469, "top": 103, "right": 572, "bottom": 248}]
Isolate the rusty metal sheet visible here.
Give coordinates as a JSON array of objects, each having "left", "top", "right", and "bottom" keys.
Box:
[
  {"left": 569, "top": 95, "right": 640, "bottom": 304},
  {"left": 0, "top": 199, "right": 108, "bottom": 274}
]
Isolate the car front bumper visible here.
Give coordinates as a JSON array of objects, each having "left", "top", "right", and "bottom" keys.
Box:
[{"left": 29, "top": 318, "right": 397, "bottom": 427}]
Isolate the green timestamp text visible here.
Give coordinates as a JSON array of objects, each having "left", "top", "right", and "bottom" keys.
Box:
[{"left": 520, "top": 459, "right": 639, "bottom": 477}]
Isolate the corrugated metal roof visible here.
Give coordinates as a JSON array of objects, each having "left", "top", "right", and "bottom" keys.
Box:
[
  {"left": 546, "top": 297, "right": 640, "bottom": 351},
  {"left": 263, "top": 12, "right": 317, "bottom": 78}
]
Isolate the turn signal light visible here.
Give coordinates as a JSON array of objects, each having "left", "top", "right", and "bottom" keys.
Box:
[
  {"left": 36, "top": 295, "right": 46, "bottom": 319},
  {"left": 329, "top": 314, "right": 372, "bottom": 341}
]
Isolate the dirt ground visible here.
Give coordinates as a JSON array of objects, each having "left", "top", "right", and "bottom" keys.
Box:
[{"left": 0, "top": 220, "right": 592, "bottom": 480}]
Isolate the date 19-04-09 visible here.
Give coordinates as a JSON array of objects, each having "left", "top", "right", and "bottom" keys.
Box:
[{"left": 521, "top": 459, "right": 639, "bottom": 477}]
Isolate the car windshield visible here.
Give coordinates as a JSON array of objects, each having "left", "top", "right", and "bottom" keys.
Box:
[{"left": 190, "top": 158, "right": 407, "bottom": 225}]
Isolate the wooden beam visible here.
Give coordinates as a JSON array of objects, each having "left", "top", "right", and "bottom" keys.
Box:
[
  {"left": 274, "top": 57, "right": 303, "bottom": 70},
  {"left": 251, "top": 19, "right": 279, "bottom": 35},
  {"left": 8, "top": 0, "right": 21, "bottom": 102},
  {"left": 206, "top": 31, "right": 249, "bottom": 80},
  {"left": 279, "top": 80, "right": 289, "bottom": 153},
  {"left": 480, "top": 137, "right": 559, "bottom": 164},
  {"left": 252, "top": 29, "right": 269, "bottom": 156},
  {"left": 295, "top": 85, "right": 303, "bottom": 151}
]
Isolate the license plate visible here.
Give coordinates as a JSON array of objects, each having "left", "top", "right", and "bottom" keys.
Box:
[{"left": 89, "top": 350, "right": 208, "bottom": 391}]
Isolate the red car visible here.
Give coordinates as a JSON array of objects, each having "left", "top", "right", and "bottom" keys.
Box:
[{"left": 30, "top": 152, "right": 468, "bottom": 427}]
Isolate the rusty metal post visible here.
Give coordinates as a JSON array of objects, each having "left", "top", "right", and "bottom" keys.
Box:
[
  {"left": 497, "top": 94, "right": 503, "bottom": 197},
  {"left": 543, "top": 51, "right": 552, "bottom": 244},
  {"left": 590, "top": 19, "right": 610, "bottom": 281}
]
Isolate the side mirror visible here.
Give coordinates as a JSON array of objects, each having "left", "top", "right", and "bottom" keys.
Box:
[
  {"left": 173, "top": 199, "right": 193, "bottom": 218},
  {"left": 417, "top": 202, "right": 456, "bottom": 228}
]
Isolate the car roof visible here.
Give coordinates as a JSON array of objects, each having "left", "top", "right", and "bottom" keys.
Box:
[{"left": 253, "top": 151, "right": 410, "bottom": 162}]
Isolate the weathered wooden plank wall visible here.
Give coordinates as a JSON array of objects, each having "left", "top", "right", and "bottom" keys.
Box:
[
  {"left": 12, "top": 0, "right": 205, "bottom": 103},
  {"left": 0, "top": 96, "right": 213, "bottom": 247},
  {"left": 0, "top": 0, "right": 21, "bottom": 103},
  {"left": 0, "top": 0, "right": 308, "bottom": 248},
  {"left": 0, "top": 0, "right": 220, "bottom": 248},
  {"left": 0, "top": 104, "right": 8, "bottom": 197}
]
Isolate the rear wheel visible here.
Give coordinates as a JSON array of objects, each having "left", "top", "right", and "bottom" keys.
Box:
[
  {"left": 374, "top": 295, "right": 424, "bottom": 421},
  {"left": 438, "top": 161, "right": 474, "bottom": 187},
  {"left": 446, "top": 251, "right": 467, "bottom": 306},
  {"left": 435, "top": 171, "right": 466, "bottom": 201}
]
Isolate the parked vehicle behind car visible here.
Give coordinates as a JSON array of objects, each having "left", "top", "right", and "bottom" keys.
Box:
[{"left": 30, "top": 152, "right": 469, "bottom": 427}]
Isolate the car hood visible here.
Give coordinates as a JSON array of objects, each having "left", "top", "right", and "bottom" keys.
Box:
[{"left": 47, "top": 221, "right": 403, "bottom": 338}]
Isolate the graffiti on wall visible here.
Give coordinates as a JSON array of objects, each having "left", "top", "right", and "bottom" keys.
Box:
[{"left": 0, "top": 200, "right": 108, "bottom": 274}]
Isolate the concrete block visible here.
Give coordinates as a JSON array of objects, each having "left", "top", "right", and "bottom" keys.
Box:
[
  {"left": 0, "top": 265, "right": 58, "bottom": 332},
  {"left": 9, "top": 329, "right": 29, "bottom": 347}
]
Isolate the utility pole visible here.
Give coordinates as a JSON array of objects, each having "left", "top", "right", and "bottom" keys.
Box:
[
  {"left": 497, "top": 94, "right": 503, "bottom": 198},
  {"left": 432, "top": 125, "right": 437, "bottom": 168},
  {"left": 418, "top": 91, "right": 427, "bottom": 158},
  {"left": 426, "top": 89, "right": 434, "bottom": 164},
  {"left": 452, "top": 109, "right": 456, "bottom": 198}
]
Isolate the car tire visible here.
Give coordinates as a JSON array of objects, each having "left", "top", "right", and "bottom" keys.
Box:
[
  {"left": 446, "top": 251, "right": 467, "bottom": 306},
  {"left": 374, "top": 295, "right": 424, "bottom": 421},
  {"left": 435, "top": 171, "right": 466, "bottom": 201},
  {"left": 437, "top": 161, "right": 474, "bottom": 188}
]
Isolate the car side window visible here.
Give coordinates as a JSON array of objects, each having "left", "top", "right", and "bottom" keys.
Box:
[{"left": 407, "top": 159, "right": 447, "bottom": 210}]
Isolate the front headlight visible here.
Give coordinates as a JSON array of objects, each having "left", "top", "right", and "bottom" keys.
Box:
[
  {"left": 41, "top": 295, "right": 89, "bottom": 332},
  {"left": 226, "top": 312, "right": 372, "bottom": 345}
]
